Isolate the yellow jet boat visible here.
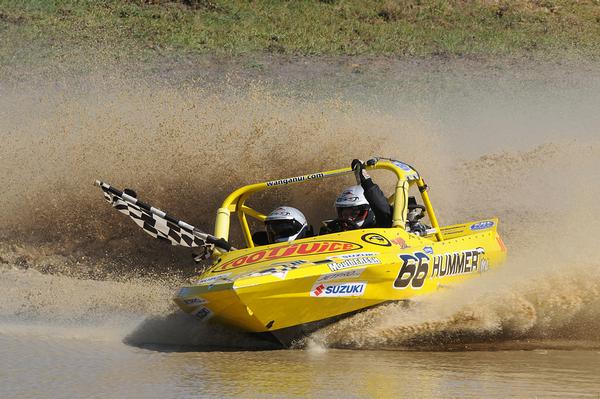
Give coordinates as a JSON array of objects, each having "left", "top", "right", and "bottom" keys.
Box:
[{"left": 96, "top": 158, "right": 506, "bottom": 346}]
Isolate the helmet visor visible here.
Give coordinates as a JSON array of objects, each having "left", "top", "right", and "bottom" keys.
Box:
[
  {"left": 337, "top": 206, "right": 369, "bottom": 225},
  {"left": 266, "top": 220, "right": 302, "bottom": 243}
]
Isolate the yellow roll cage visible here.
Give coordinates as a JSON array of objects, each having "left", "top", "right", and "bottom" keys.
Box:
[{"left": 214, "top": 159, "right": 443, "bottom": 249}]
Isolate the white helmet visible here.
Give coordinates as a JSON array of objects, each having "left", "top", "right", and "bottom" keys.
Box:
[
  {"left": 334, "top": 185, "right": 374, "bottom": 228},
  {"left": 265, "top": 206, "right": 309, "bottom": 243},
  {"left": 335, "top": 185, "right": 369, "bottom": 207}
]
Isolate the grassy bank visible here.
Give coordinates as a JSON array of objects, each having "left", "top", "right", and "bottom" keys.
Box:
[{"left": 1, "top": 0, "right": 600, "bottom": 64}]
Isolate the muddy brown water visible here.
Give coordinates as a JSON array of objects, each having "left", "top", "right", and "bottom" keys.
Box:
[
  {"left": 2, "top": 59, "right": 600, "bottom": 397},
  {"left": 2, "top": 329, "right": 600, "bottom": 398}
]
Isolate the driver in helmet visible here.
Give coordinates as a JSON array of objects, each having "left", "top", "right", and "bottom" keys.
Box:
[
  {"left": 264, "top": 206, "right": 310, "bottom": 244},
  {"left": 331, "top": 185, "right": 377, "bottom": 231},
  {"left": 321, "top": 159, "right": 392, "bottom": 233}
]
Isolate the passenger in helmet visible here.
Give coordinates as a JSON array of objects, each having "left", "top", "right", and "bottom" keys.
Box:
[
  {"left": 321, "top": 160, "right": 392, "bottom": 233},
  {"left": 264, "top": 206, "right": 310, "bottom": 243}
]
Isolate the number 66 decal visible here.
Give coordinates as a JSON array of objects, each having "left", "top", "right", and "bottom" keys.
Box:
[{"left": 393, "top": 252, "right": 429, "bottom": 289}]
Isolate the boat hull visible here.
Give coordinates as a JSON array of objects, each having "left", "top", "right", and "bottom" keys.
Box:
[{"left": 174, "top": 220, "right": 506, "bottom": 343}]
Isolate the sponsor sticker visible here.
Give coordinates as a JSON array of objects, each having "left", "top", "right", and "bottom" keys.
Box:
[
  {"left": 214, "top": 241, "right": 362, "bottom": 272},
  {"left": 193, "top": 306, "right": 213, "bottom": 321},
  {"left": 332, "top": 252, "right": 378, "bottom": 260},
  {"left": 316, "top": 267, "right": 365, "bottom": 283},
  {"left": 310, "top": 282, "right": 367, "bottom": 297},
  {"left": 393, "top": 248, "right": 487, "bottom": 290},
  {"left": 194, "top": 273, "right": 231, "bottom": 286},
  {"left": 470, "top": 221, "right": 495, "bottom": 231},
  {"left": 239, "top": 261, "right": 306, "bottom": 280},
  {"left": 391, "top": 161, "right": 419, "bottom": 179},
  {"left": 392, "top": 161, "right": 413, "bottom": 172},
  {"left": 442, "top": 226, "right": 467, "bottom": 233},
  {"left": 391, "top": 237, "right": 409, "bottom": 249},
  {"left": 268, "top": 207, "right": 291, "bottom": 218},
  {"left": 337, "top": 189, "right": 361, "bottom": 204},
  {"left": 266, "top": 172, "right": 325, "bottom": 187},
  {"left": 183, "top": 297, "right": 208, "bottom": 306},
  {"left": 272, "top": 260, "right": 308, "bottom": 267},
  {"left": 361, "top": 233, "right": 391, "bottom": 247},
  {"left": 423, "top": 246, "right": 434, "bottom": 254},
  {"left": 480, "top": 258, "right": 490, "bottom": 273},
  {"left": 328, "top": 257, "right": 381, "bottom": 271}
]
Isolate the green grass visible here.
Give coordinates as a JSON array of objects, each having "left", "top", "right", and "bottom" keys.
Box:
[{"left": 1, "top": 0, "right": 600, "bottom": 63}]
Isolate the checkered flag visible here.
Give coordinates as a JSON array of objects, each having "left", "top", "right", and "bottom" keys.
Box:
[{"left": 95, "top": 181, "right": 232, "bottom": 258}]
